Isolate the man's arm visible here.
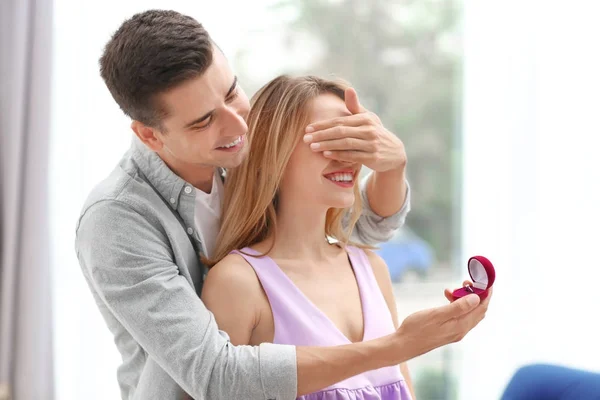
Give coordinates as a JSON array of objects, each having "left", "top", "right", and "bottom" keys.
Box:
[
  {"left": 366, "top": 167, "right": 407, "bottom": 218},
  {"left": 76, "top": 200, "right": 296, "bottom": 400},
  {"left": 200, "top": 251, "right": 418, "bottom": 396},
  {"left": 294, "top": 285, "right": 490, "bottom": 396},
  {"left": 351, "top": 170, "right": 411, "bottom": 245},
  {"left": 77, "top": 200, "right": 488, "bottom": 399}
]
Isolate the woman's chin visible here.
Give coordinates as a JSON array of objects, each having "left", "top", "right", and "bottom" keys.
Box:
[{"left": 325, "top": 194, "right": 356, "bottom": 210}]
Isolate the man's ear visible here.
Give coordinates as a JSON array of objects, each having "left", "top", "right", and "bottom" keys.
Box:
[{"left": 131, "top": 120, "right": 164, "bottom": 151}]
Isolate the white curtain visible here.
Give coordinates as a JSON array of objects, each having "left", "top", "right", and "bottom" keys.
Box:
[
  {"left": 461, "top": 0, "right": 600, "bottom": 398},
  {"left": 0, "top": 0, "right": 55, "bottom": 399}
]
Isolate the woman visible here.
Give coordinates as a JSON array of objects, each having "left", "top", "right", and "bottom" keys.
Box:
[{"left": 202, "top": 75, "right": 416, "bottom": 399}]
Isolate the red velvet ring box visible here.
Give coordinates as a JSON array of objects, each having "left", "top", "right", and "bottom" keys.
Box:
[{"left": 452, "top": 255, "right": 495, "bottom": 300}]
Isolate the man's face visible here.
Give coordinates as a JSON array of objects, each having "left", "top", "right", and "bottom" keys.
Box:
[{"left": 143, "top": 46, "right": 251, "bottom": 172}]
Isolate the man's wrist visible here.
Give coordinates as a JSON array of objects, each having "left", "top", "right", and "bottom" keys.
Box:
[
  {"left": 381, "top": 331, "right": 409, "bottom": 366},
  {"left": 367, "top": 165, "right": 408, "bottom": 218},
  {"left": 296, "top": 333, "right": 408, "bottom": 395},
  {"left": 374, "top": 163, "right": 406, "bottom": 183},
  {"left": 361, "top": 332, "right": 409, "bottom": 369}
]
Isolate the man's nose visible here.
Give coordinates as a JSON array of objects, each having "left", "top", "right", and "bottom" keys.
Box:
[{"left": 222, "top": 105, "right": 248, "bottom": 134}]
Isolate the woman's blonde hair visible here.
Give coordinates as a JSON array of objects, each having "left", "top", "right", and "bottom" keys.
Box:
[{"left": 207, "top": 75, "right": 364, "bottom": 266}]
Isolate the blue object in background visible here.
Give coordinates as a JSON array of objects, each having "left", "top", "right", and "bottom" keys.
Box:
[
  {"left": 501, "top": 363, "right": 600, "bottom": 400},
  {"left": 376, "top": 227, "right": 434, "bottom": 282}
]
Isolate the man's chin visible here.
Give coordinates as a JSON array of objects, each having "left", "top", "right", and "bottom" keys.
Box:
[{"left": 215, "top": 147, "right": 249, "bottom": 170}]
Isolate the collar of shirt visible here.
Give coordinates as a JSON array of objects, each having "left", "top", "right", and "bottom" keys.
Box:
[
  {"left": 130, "top": 137, "right": 225, "bottom": 211},
  {"left": 130, "top": 136, "right": 225, "bottom": 255}
]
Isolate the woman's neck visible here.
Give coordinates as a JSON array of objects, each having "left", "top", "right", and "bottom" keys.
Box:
[{"left": 263, "top": 199, "right": 333, "bottom": 261}]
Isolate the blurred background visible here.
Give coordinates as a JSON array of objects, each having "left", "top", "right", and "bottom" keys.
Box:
[{"left": 1, "top": 0, "right": 599, "bottom": 399}]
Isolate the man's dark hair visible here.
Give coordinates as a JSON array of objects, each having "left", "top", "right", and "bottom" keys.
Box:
[{"left": 100, "top": 10, "right": 213, "bottom": 129}]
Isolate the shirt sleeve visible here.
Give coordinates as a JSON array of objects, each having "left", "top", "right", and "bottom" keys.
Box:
[
  {"left": 350, "top": 172, "right": 412, "bottom": 245},
  {"left": 75, "top": 200, "right": 298, "bottom": 400}
]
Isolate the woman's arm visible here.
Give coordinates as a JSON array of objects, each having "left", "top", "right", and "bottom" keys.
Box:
[
  {"left": 365, "top": 250, "right": 417, "bottom": 399},
  {"left": 201, "top": 254, "right": 263, "bottom": 345}
]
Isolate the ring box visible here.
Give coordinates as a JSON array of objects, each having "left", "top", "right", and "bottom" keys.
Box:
[{"left": 452, "top": 255, "right": 495, "bottom": 300}]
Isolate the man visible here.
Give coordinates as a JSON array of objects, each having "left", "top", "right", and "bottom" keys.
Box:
[{"left": 75, "top": 9, "right": 490, "bottom": 400}]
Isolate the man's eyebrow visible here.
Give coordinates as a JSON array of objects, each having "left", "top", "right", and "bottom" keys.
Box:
[
  {"left": 183, "top": 77, "right": 238, "bottom": 129},
  {"left": 183, "top": 110, "right": 213, "bottom": 129},
  {"left": 226, "top": 76, "right": 238, "bottom": 98}
]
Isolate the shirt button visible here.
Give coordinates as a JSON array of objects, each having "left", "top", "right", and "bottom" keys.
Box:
[
  {"left": 169, "top": 198, "right": 175, "bottom": 204},
  {"left": 187, "top": 227, "right": 194, "bottom": 235},
  {"left": 184, "top": 186, "right": 192, "bottom": 194}
]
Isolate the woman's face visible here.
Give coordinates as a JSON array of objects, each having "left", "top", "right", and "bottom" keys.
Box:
[{"left": 279, "top": 93, "right": 361, "bottom": 211}]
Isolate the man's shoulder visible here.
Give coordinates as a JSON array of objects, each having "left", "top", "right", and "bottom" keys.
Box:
[
  {"left": 82, "top": 166, "right": 132, "bottom": 208},
  {"left": 74, "top": 155, "right": 176, "bottom": 264},
  {"left": 77, "top": 153, "right": 160, "bottom": 228}
]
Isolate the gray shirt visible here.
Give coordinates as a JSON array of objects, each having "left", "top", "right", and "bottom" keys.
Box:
[{"left": 75, "top": 137, "right": 411, "bottom": 400}]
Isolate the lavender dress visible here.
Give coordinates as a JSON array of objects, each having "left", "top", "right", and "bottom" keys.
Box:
[{"left": 232, "top": 246, "right": 413, "bottom": 400}]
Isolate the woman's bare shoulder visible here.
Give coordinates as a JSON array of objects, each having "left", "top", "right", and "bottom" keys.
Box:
[{"left": 203, "top": 253, "right": 263, "bottom": 295}]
